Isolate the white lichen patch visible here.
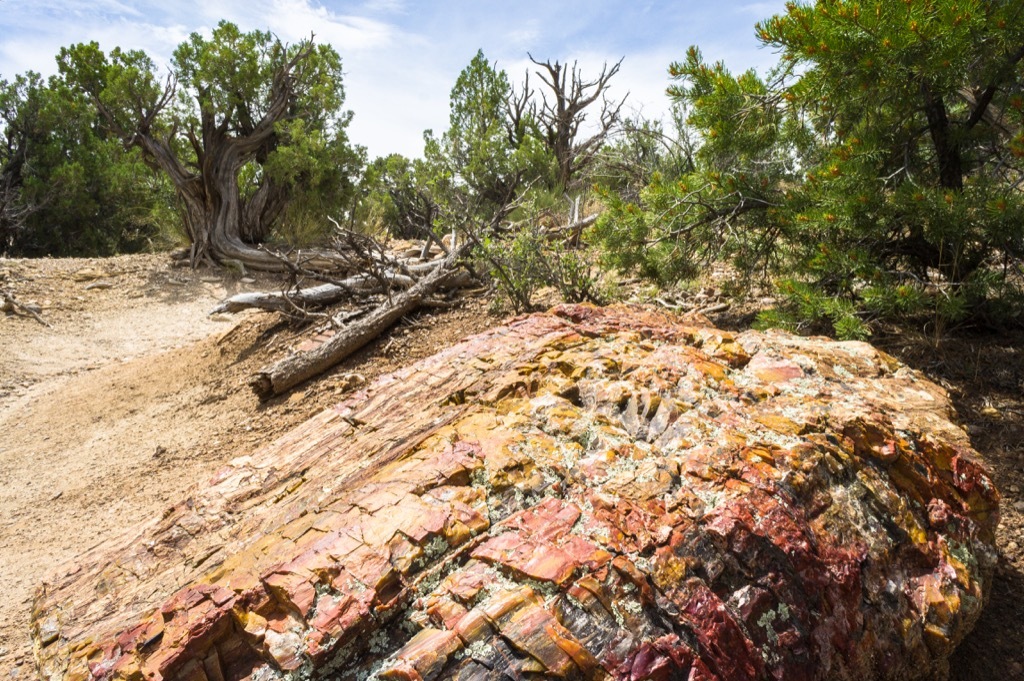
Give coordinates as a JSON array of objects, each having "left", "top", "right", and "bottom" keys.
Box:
[
  {"left": 422, "top": 535, "right": 449, "bottom": 560},
  {"left": 832, "top": 363, "right": 856, "bottom": 381},
  {"left": 746, "top": 427, "right": 803, "bottom": 451},
  {"left": 693, "top": 488, "right": 724, "bottom": 514},
  {"left": 610, "top": 595, "right": 644, "bottom": 627},
  {"left": 366, "top": 628, "right": 391, "bottom": 656},
  {"left": 465, "top": 639, "right": 494, "bottom": 660}
]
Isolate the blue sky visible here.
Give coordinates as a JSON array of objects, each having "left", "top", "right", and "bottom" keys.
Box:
[{"left": 0, "top": 1, "right": 789, "bottom": 158}]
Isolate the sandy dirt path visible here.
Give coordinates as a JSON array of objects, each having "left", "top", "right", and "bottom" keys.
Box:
[{"left": 0, "top": 255, "right": 264, "bottom": 674}]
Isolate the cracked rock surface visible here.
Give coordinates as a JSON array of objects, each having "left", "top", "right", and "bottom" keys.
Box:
[{"left": 32, "top": 305, "right": 999, "bottom": 681}]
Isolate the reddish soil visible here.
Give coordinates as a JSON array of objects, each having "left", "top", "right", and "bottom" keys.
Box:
[{"left": 0, "top": 254, "right": 1020, "bottom": 679}]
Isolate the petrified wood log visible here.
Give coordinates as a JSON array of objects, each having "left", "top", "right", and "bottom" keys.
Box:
[{"left": 32, "top": 305, "right": 999, "bottom": 681}]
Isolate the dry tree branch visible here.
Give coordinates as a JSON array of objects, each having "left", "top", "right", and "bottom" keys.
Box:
[
  {"left": 249, "top": 240, "right": 475, "bottom": 400},
  {"left": 0, "top": 287, "right": 50, "bottom": 327}
]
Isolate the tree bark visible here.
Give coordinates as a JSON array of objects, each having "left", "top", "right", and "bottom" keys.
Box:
[
  {"left": 920, "top": 81, "right": 963, "bottom": 192},
  {"left": 547, "top": 213, "right": 598, "bottom": 246},
  {"left": 918, "top": 80, "right": 981, "bottom": 283},
  {"left": 963, "top": 45, "right": 1024, "bottom": 131},
  {"left": 212, "top": 281, "right": 367, "bottom": 315}
]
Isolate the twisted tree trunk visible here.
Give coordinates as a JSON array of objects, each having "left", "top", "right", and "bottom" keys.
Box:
[
  {"left": 149, "top": 97, "right": 320, "bottom": 272},
  {"left": 83, "top": 40, "right": 346, "bottom": 273}
]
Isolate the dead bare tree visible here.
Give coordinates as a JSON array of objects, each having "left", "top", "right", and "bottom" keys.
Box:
[
  {"left": 528, "top": 55, "right": 628, "bottom": 189},
  {"left": 504, "top": 71, "right": 535, "bottom": 149}
]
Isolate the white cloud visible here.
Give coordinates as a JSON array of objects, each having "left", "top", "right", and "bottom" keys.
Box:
[
  {"left": 361, "top": 0, "right": 405, "bottom": 13},
  {"left": 0, "top": 10, "right": 190, "bottom": 77},
  {"left": 504, "top": 27, "right": 541, "bottom": 51},
  {"left": 239, "top": 0, "right": 396, "bottom": 50},
  {"left": 10, "top": 0, "right": 145, "bottom": 18},
  {"left": 0, "top": 39, "right": 64, "bottom": 79},
  {"left": 173, "top": 0, "right": 396, "bottom": 51},
  {"left": 340, "top": 34, "right": 454, "bottom": 158}
]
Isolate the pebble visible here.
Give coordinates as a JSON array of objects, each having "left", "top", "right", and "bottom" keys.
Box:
[
  {"left": 1014, "top": 501, "right": 1024, "bottom": 513},
  {"left": 1010, "top": 485, "right": 1021, "bottom": 493},
  {"left": 1007, "top": 541, "right": 1020, "bottom": 552}
]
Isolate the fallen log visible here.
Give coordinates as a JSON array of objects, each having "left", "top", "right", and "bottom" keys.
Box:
[
  {"left": 249, "top": 246, "right": 471, "bottom": 399},
  {"left": 210, "top": 275, "right": 407, "bottom": 315},
  {"left": 547, "top": 212, "right": 598, "bottom": 234},
  {"left": 32, "top": 305, "right": 999, "bottom": 681},
  {"left": 210, "top": 258, "right": 468, "bottom": 315}
]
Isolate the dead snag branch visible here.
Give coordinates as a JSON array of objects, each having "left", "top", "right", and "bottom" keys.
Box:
[{"left": 528, "top": 54, "right": 627, "bottom": 188}]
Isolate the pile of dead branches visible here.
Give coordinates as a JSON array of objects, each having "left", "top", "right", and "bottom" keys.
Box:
[{"left": 213, "top": 227, "right": 477, "bottom": 400}]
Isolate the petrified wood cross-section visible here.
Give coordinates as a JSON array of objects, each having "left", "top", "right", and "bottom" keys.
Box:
[{"left": 32, "top": 305, "right": 999, "bottom": 681}]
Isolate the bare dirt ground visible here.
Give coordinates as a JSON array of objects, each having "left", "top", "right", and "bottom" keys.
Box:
[{"left": 0, "top": 253, "right": 1021, "bottom": 679}]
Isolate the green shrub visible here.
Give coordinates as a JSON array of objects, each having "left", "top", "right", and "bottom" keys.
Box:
[{"left": 594, "top": 0, "right": 1024, "bottom": 337}]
